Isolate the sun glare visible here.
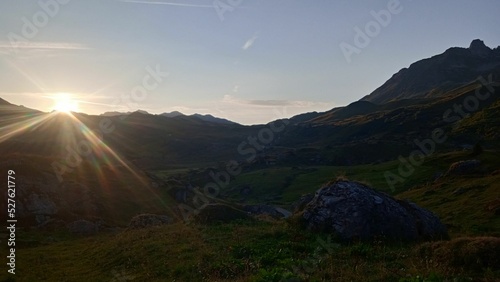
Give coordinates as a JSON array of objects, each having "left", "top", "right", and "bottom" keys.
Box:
[{"left": 53, "top": 93, "right": 79, "bottom": 113}]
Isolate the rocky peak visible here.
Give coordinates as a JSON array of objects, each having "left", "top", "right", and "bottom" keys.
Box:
[{"left": 469, "top": 39, "right": 492, "bottom": 57}]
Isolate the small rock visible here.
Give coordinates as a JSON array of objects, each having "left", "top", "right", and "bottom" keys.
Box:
[{"left": 445, "top": 160, "right": 481, "bottom": 176}]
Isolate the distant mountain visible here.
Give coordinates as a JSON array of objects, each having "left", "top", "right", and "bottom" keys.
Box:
[
  {"left": 102, "top": 110, "right": 237, "bottom": 125},
  {"left": 160, "top": 111, "right": 238, "bottom": 125},
  {"left": 161, "top": 111, "right": 184, "bottom": 118},
  {"left": 101, "top": 110, "right": 150, "bottom": 116},
  {"left": 191, "top": 113, "right": 238, "bottom": 125},
  {"left": 362, "top": 39, "right": 500, "bottom": 104},
  {"left": 100, "top": 111, "right": 123, "bottom": 117}
]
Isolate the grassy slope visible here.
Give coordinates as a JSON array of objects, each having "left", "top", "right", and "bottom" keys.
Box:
[
  {"left": 0, "top": 154, "right": 174, "bottom": 226},
  {"left": 221, "top": 150, "right": 498, "bottom": 201},
  {"left": 2, "top": 150, "right": 499, "bottom": 281},
  {"left": 3, "top": 222, "right": 499, "bottom": 282}
]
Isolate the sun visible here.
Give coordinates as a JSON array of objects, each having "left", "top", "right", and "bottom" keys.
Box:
[{"left": 53, "top": 93, "right": 79, "bottom": 113}]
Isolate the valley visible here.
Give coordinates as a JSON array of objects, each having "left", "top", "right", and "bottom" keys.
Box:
[{"left": 0, "top": 40, "right": 499, "bottom": 281}]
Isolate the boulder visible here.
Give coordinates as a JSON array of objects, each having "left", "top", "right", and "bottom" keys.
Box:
[
  {"left": 128, "top": 214, "right": 173, "bottom": 229},
  {"left": 67, "top": 220, "right": 98, "bottom": 235},
  {"left": 469, "top": 39, "right": 492, "bottom": 57},
  {"left": 444, "top": 160, "right": 481, "bottom": 176},
  {"left": 301, "top": 180, "right": 447, "bottom": 242},
  {"left": 25, "top": 193, "right": 58, "bottom": 215}
]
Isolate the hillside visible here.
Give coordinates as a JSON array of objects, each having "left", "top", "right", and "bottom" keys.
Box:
[{"left": 361, "top": 40, "right": 500, "bottom": 104}]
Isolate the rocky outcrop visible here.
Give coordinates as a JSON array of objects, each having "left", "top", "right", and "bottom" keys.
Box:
[
  {"left": 469, "top": 39, "right": 492, "bottom": 57},
  {"left": 25, "top": 193, "right": 58, "bottom": 215},
  {"left": 128, "top": 214, "right": 173, "bottom": 229},
  {"left": 445, "top": 160, "right": 481, "bottom": 176},
  {"left": 301, "top": 180, "right": 447, "bottom": 242}
]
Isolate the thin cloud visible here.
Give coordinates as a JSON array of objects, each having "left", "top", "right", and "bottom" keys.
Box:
[
  {"left": 0, "top": 41, "right": 90, "bottom": 51},
  {"left": 242, "top": 34, "right": 259, "bottom": 50},
  {"left": 223, "top": 94, "right": 330, "bottom": 108},
  {"left": 119, "top": 0, "right": 214, "bottom": 8}
]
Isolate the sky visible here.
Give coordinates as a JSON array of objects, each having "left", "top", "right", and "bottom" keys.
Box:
[{"left": 0, "top": 0, "right": 499, "bottom": 125}]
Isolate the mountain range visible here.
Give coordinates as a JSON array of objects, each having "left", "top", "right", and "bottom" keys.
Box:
[
  {"left": 101, "top": 109, "right": 238, "bottom": 125},
  {"left": 0, "top": 39, "right": 499, "bottom": 224}
]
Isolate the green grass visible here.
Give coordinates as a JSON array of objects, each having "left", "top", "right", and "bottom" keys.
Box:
[
  {"left": 398, "top": 173, "right": 500, "bottom": 237},
  {"left": 3, "top": 221, "right": 499, "bottom": 281},
  {"left": 3, "top": 150, "right": 499, "bottom": 281},
  {"left": 218, "top": 149, "right": 500, "bottom": 206}
]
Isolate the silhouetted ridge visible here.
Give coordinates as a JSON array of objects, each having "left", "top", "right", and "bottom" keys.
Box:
[{"left": 361, "top": 39, "right": 500, "bottom": 104}]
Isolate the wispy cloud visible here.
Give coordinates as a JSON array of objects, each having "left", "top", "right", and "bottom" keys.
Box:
[
  {"left": 119, "top": 0, "right": 214, "bottom": 8},
  {"left": 0, "top": 42, "right": 89, "bottom": 51},
  {"left": 216, "top": 95, "right": 336, "bottom": 124},
  {"left": 242, "top": 33, "right": 259, "bottom": 50},
  {"left": 223, "top": 94, "right": 330, "bottom": 108},
  {"left": 0, "top": 41, "right": 90, "bottom": 51}
]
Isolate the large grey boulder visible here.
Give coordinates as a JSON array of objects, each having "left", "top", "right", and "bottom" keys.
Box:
[
  {"left": 301, "top": 180, "right": 447, "bottom": 242},
  {"left": 128, "top": 214, "right": 173, "bottom": 229}
]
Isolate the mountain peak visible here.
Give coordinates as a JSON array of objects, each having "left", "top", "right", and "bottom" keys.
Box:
[
  {"left": 161, "top": 111, "right": 185, "bottom": 118},
  {"left": 361, "top": 39, "right": 500, "bottom": 104},
  {"left": 469, "top": 39, "right": 492, "bottom": 57}
]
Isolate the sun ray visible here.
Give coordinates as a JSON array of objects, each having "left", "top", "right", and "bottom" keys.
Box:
[
  {"left": 65, "top": 114, "right": 174, "bottom": 216},
  {"left": 0, "top": 111, "right": 56, "bottom": 143}
]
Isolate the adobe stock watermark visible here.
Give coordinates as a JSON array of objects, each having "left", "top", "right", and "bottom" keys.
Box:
[
  {"left": 7, "top": 0, "right": 71, "bottom": 53},
  {"left": 213, "top": 0, "right": 243, "bottom": 22},
  {"left": 51, "top": 64, "right": 169, "bottom": 183},
  {"left": 384, "top": 74, "right": 498, "bottom": 191},
  {"left": 177, "top": 107, "right": 290, "bottom": 222},
  {"left": 339, "top": 0, "right": 407, "bottom": 64}
]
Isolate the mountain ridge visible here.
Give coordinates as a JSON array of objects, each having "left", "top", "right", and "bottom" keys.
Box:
[
  {"left": 361, "top": 39, "right": 500, "bottom": 104},
  {"left": 99, "top": 110, "right": 238, "bottom": 125}
]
